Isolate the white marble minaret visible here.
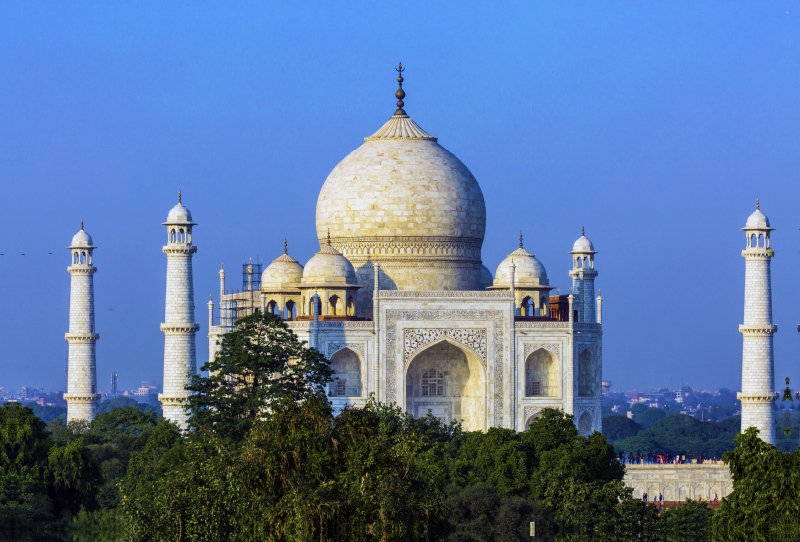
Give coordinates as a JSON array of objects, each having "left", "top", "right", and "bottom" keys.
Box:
[
  {"left": 64, "top": 222, "right": 101, "bottom": 422},
  {"left": 159, "top": 193, "right": 199, "bottom": 430},
  {"left": 738, "top": 200, "right": 778, "bottom": 444},
  {"left": 569, "top": 227, "right": 598, "bottom": 323}
]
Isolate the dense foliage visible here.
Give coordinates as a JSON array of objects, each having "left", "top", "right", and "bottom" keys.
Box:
[
  {"left": 186, "top": 310, "right": 333, "bottom": 441},
  {"left": 712, "top": 427, "right": 800, "bottom": 541},
  {"left": 606, "top": 413, "right": 740, "bottom": 458}
]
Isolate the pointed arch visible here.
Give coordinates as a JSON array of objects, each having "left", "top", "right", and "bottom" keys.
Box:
[
  {"left": 578, "top": 411, "right": 593, "bottom": 435},
  {"left": 329, "top": 347, "right": 362, "bottom": 397},
  {"left": 525, "top": 348, "right": 556, "bottom": 397},
  {"left": 578, "top": 349, "right": 596, "bottom": 397},
  {"left": 405, "top": 340, "right": 486, "bottom": 431}
]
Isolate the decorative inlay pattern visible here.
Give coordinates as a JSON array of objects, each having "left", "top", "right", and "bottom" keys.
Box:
[
  {"left": 385, "top": 309, "right": 505, "bottom": 427},
  {"left": 286, "top": 321, "right": 375, "bottom": 329},
  {"left": 327, "top": 342, "right": 366, "bottom": 359},
  {"left": 523, "top": 406, "right": 543, "bottom": 422},
  {"left": 523, "top": 343, "right": 560, "bottom": 357},
  {"left": 516, "top": 322, "right": 571, "bottom": 329},
  {"left": 404, "top": 329, "right": 487, "bottom": 364},
  {"left": 381, "top": 291, "right": 511, "bottom": 299}
]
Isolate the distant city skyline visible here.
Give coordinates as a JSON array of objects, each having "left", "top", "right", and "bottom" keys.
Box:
[{"left": 2, "top": 3, "right": 800, "bottom": 391}]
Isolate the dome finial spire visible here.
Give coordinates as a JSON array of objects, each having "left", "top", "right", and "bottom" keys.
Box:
[
  {"left": 394, "top": 63, "right": 406, "bottom": 116},
  {"left": 582, "top": 225, "right": 585, "bottom": 236},
  {"left": 757, "top": 197, "right": 760, "bottom": 210},
  {"left": 178, "top": 190, "right": 182, "bottom": 204},
  {"left": 327, "top": 228, "right": 331, "bottom": 246},
  {"left": 284, "top": 237, "right": 287, "bottom": 254},
  {"left": 519, "top": 230, "right": 523, "bottom": 248},
  {"left": 81, "top": 219, "right": 84, "bottom": 230}
]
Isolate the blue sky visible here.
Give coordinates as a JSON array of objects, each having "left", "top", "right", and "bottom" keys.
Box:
[{"left": 1, "top": 2, "right": 798, "bottom": 393}]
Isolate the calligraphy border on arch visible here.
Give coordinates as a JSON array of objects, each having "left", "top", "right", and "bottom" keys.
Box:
[
  {"left": 523, "top": 343, "right": 561, "bottom": 358},
  {"left": 404, "top": 328, "right": 487, "bottom": 365},
  {"left": 386, "top": 309, "right": 505, "bottom": 427},
  {"left": 326, "top": 342, "right": 366, "bottom": 360}
]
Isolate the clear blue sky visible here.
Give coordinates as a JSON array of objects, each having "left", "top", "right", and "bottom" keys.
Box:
[{"left": 1, "top": 2, "right": 798, "bottom": 393}]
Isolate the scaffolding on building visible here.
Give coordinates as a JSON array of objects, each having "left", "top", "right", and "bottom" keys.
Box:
[{"left": 242, "top": 260, "right": 262, "bottom": 293}]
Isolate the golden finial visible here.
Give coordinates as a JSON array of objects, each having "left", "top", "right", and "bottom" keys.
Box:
[
  {"left": 327, "top": 229, "right": 331, "bottom": 246},
  {"left": 757, "top": 198, "right": 760, "bottom": 210},
  {"left": 599, "top": 289, "right": 602, "bottom": 296},
  {"left": 178, "top": 191, "right": 182, "bottom": 203},
  {"left": 80, "top": 219, "right": 84, "bottom": 230},
  {"left": 519, "top": 230, "right": 523, "bottom": 249},
  {"left": 582, "top": 225, "right": 585, "bottom": 236},
  {"left": 395, "top": 63, "right": 406, "bottom": 116},
  {"left": 221, "top": 262, "right": 223, "bottom": 270},
  {"left": 284, "top": 237, "right": 288, "bottom": 254},
  {"left": 210, "top": 293, "right": 212, "bottom": 300}
]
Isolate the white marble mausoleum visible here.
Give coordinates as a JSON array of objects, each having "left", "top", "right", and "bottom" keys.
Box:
[{"left": 206, "top": 71, "right": 604, "bottom": 434}]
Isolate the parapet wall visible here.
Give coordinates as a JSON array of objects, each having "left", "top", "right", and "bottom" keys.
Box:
[{"left": 623, "top": 464, "right": 733, "bottom": 501}]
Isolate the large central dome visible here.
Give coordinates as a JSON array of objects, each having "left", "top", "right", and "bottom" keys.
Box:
[
  {"left": 316, "top": 114, "right": 486, "bottom": 243},
  {"left": 315, "top": 72, "right": 488, "bottom": 310}
]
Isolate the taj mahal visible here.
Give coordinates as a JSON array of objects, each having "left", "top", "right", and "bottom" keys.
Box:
[
  {"left": 204, "top": 67, "right": 605, "bottom": 435},
  {"left": 61, "top": 68, "right": 778, "bottom": 465}
]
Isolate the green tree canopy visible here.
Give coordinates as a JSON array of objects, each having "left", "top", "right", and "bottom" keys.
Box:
[
  {"left": 712, "top": 427, "right": 800, "bottom": 541},
  {"left": 601, "top": 415, "right": 642, "bottom": 441},
  {"left": 122, "top": 397, "right": 450, "bottom": 542},
  {"left": 610, "top": 414, "right": 739, "bottom": 457},
  {"left": 186, "top": 310, "right": 333, "bottom": 441}
]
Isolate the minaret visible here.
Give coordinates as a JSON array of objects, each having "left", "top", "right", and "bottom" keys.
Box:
[
  {"left": 569, "top": 227, "right": 598, "bottom": 323},
  {"left": 64, "top": 221, "right": 101, "bottom": 422},
  {"left": 159, "top": 192, "right": 199, "bottom": 430},
  {"left": 738, "top": 199, "right": 778, "bottom": 444}
]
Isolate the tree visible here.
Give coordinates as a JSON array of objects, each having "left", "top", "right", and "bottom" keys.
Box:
[
  {"left": 712, "top": 427, "right": 800, "bottom": 541},
  {"left": 602, "top": 415, "right": 642, "bottom": 441},
  {"left": 660, "top": 499, "right": 713, "bottom": 542},
  {"left": 446, "top": 483, "right": 554, "bottom": 542},
  {"left": 121, "top": 397, "right": 451, "bottom": 542},
  {"left": 634, "top": 407, "right": 667, "bottom": 429},
  {"left": 186, "top": 310, "right": 334, "bottom": 441}
]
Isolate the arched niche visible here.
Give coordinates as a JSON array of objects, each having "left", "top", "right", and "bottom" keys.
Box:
[
  {"left": 405, "top": 339, "right": 486, "bottom": 431},
  {"left": 329, "top": 348, "right": 362, "bottom": 397},
  {"left": 524, "top": 348, "right": 557, "bottom": 397},
  {"left": 577, "top": 349, "right": 596, "bottom": 397},
  {"left": 524, "top": 411, "right": 542, "bottom": 430},
  {"left": 578, "top": 411, "right": 593, "bottom": 435}
]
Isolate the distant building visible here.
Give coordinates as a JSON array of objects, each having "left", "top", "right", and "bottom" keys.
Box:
[{"left": 601, "top": 381, "right": 612, "bottom": 397}]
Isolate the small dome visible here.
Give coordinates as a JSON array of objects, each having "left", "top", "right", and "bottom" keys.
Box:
[
  {"left": 479, "top": 264, "right": 494, "bottom": 290},
  {"left": 745, "top": 209, "right": 771, "bottom": 229},
  {"left": 262, "top": 252, "right": 304, "bottom": 290},
  {"left": 163, "top": 193, "right": 195, "bottom": 224},
  {"left": 492, "top": 247, "right": 548, "bottom": 288},
  {"left": 301, "top": 244, "right": 358, "bottom": 286},
  {"left": 70, "top": 228, "right": 93, "bottom": 247},
  {"left": 571, "top": 227, "right": 596, "bottom": 253},
  {"left": 166, "top": 202, "right": 193, "bottom": 223}
]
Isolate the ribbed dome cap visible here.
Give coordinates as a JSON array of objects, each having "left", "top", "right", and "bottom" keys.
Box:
[
  {"left": 70, "top": 228, "right": 93, "bottom": 247},
  {"left": 492, "top": 247, "right": 548, "bottom": 288},
  {"left": 301, "top": 243, "right": 358, "bottom": 286},
  {"left": 262, "top": 251, "right": 304, "bottom": 290},
  {"left": 163, "top": 192, "right": 196, "bottom": 225},
  {"left": 745, "top": 209, "right": 771, "bottom": 229}
]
